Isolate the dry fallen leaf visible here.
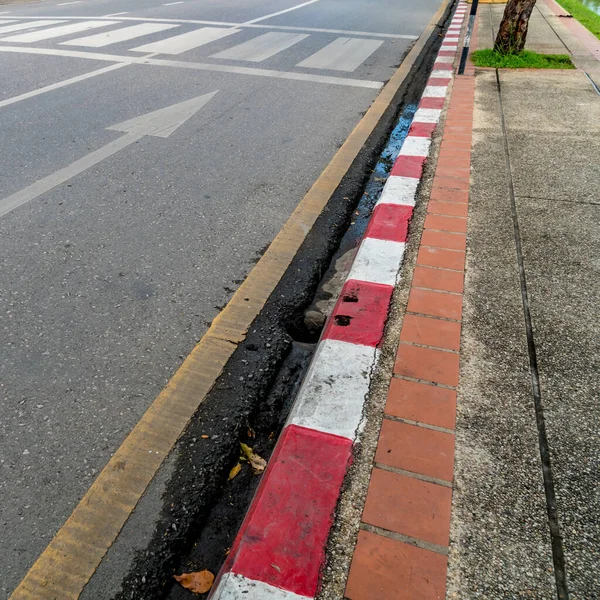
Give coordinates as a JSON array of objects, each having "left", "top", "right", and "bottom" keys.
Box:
[
  {"left": 201, "top": 435, "right": 209, "bottom": 439},
  {"left": 173, "top": 569, "right": 214, "bottom": 594},
  {"left": 229, "top": 463, "right": 241, "bottom": 480},
  {"left": 240, "top": 443, "right": 267, "bottom": 474}
]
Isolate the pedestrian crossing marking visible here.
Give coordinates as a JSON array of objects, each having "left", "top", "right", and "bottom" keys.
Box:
[
  {"left": 0, "top": 19, "right": 393, "bottom": 76},
  {"left": 62, "top": 22, "right": 180, "bottom": 47},
  {"left": 130, "top": 26, "right": 241, "bottom": 55},
  {"left": 0, "top": 20, "right": 66, "bottom": 35},
  {"left": 296, "top": 36, "right": 382, "bottom": 71},
  {"left": 2, "top": 20, "right": 118, "bottom": 43},
  {"left": 211, "top": 31, "right": 308, "bottom": 63}
]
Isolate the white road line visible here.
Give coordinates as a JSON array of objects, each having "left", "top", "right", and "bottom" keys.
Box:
[
  {"left": 57, "top": 1, "right": 81, "bottom": 5},
  {"left": 243, "top": 0, "right": 319, "bottom": 25},
  {"left": 297, "top": 37, "right": 382, "bottom": 72},
  {"left": 0, "top": 20, "right": 65, "bottom": 34},
  {"left": 2, "top": 20, "right": 117, "bottom": 42},
  {"left": 0, "top": 19, "right": 18, "bottom": 23},
  {"left": 102, "top": 12, "right": 129, "bottom": 16},
  {"left": 130, "top": 26, "right": 240, "bottom": 55},
  {"left": 0, "top": 11, "right": 12, "bottom": 14},
  {"left": 163, "top": 1, "right": 184, "bottom": 4},
  {"left": 0, "top": 63, "right": 126, "bottom": 108},
  {"left": 62, "top": 23, "right": 179, "bottom": 47},
  {"left": 0, "top": 45, "right": 383, "bottom": 88},
  {"left": 211, "top": 31, "right": 308, "bottom": 62},
  {"left": 10, "top": 15, "right": 415, "bottom": 39}
]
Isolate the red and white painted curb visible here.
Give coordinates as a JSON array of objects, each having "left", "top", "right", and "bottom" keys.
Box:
[{"left": 211, "top": 4, "right": 468, "bottom": 598}]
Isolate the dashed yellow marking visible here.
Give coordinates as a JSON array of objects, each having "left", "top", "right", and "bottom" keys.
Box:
[{"left": 10, "top": 1, "right": 450, "bottom": 597}]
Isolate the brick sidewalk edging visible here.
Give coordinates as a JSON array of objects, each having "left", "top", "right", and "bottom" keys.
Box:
[
  {"left": 344, "top": 32, "right": 477, "bottom": 600},
  {"left": 210, "top": 4, "right": 470, "bottom": 599}
]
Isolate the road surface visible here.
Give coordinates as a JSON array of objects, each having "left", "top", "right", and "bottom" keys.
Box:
[{"left": 0, "top": 0, "right": 444, "bottom": 596}]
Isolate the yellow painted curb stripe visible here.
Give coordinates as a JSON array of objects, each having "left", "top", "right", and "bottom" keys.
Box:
[{"left": 10, "top": 2, "right": 450, "bottom": 598}]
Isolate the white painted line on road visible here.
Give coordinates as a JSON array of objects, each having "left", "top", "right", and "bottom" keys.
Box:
[
  {"left": 0, "top": 11, "right": 12, "bottom": 14},
  {"left": 0, "top": 51, "right": 158, "bottom": 108},
  {"left": 0, "top": 45, "right": 384, "bottom": 88},
  {"left": 2, "top": 20, "right": 117, "bottom": 42},
  {"left": 57, "top": 1, "right": 81, "bottom": 5},
  {"left": 102, "top": 11, "right": 129, "bottom": 16},
  {"left": 243, "top": 0, "right": 319, "bottom": 25},
  {"left": 0, "top": 91, "right": 218, "bottom": 218},
  {"left": 211, "top": 31, "right": 308, "bottom": 62},
  {"left": 131, "top": 26, "right": 240, "bottom": 54},
  {"left": 0, "top": 19, "right": 65, "bottom": 34},
  {"left": 62, "top": 22, "right": 179, "bottom": 47},
  {"left": 9, "top": 15, "right": 415, "bottom": 39},
  {"left": 0, "top": 19, "right": 18, "bottom": 23},
  {"left": 0, "top": 62, "right": 126, "bottom": 108},
  {"left": 297, "top": 37, "right": 382, "bottom": 72},
  {"left": 163, "top": 1, "right": 184, "bottom": 4}
]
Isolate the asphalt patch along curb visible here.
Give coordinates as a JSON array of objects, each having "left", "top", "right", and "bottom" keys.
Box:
[
  {"left": 209, "top": 4, "right": 469, "bottom": 599},
  {"left": 101, "top": 10, "right": 456, "bottom": 600}
]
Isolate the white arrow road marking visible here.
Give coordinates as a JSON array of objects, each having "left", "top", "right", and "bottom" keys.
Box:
[{"left": 0, "top": 91, "right": 217, "bottom": 219}]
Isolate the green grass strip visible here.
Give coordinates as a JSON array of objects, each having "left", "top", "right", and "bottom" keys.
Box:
[
  {"left": 472, "top": 49, "right": 575, "bottom": 69},
  {"left": 555, "top": 0, "right": 600, "bottom": 40}
]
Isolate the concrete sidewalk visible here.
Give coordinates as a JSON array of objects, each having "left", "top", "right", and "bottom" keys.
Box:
[{"left": 319, "top": 2, "right": 600, "bottom": 599}]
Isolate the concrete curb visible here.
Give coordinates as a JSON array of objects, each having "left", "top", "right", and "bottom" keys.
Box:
[{"left": 210, "top": 4, "right": 469, "bottom": 598}]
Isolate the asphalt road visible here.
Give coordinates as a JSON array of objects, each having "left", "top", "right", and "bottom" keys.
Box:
[{"left": 0, "top": 0, "right": 443, "bottom": 596}]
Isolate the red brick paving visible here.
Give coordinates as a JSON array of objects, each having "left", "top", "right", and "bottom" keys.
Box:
[{"left": 344, "top": 50, "right": 476, "bottom": 598}]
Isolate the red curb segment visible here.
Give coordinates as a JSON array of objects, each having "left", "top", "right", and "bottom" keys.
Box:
[
  {"left": 409, "top": 122, "right": 438, "bottom": 137},
  {"left": 214, "top": 3, "right": 468, "bottom": 596},
  {"left": 428, "top": 77, "right": 452, "bottom": 86},
  {"left": 419, "top": 97, "right": 446, "bottom": 109},
  {"left": 391, "top": 155, "right": 426, "bottom": 178},
  {"left": 225, "top": 425, "right": 352, "bottom": 598},
  {"left": 322, "top": 279, "right": 394, "bottom": 347},
  {"left": 364, "top": 203, "right": 413, "bottom": 242}
]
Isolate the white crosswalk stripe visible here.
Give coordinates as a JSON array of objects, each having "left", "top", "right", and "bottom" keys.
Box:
[
  {"left": 0, "top": 19, "right": 19, "bottom": 24},
  {"left": 2, "top": 20, "right": 118, "bottom": 43},
  {"left": 296, "top": 36, "right": 382, "bottom": 71},
  {"left": 211, "top": 31, "right": 308, "bottom": 62},
  {"left": 0, "top": 20, "right": 66, "bottom": 35},
  {"left": 130, "top": 26, "right": 241, "bottom": 55},
  {"left": 0, "top": 20, "right": 395, "bottom": 73},
  {"left": 61, "top": 22, "right": 179, "bottom": 47}
]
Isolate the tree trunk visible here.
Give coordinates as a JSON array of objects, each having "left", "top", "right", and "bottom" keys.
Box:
[{"left": 494, "top": 0, "right": 537, "bottom": 54}]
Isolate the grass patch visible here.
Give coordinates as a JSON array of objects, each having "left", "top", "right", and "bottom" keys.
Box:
[
  {"left": 471, "top": 49, "right": 575, "bottom": 69},
  {"left": 555, "top": 0, "right": 600, "bottom": 40}
]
